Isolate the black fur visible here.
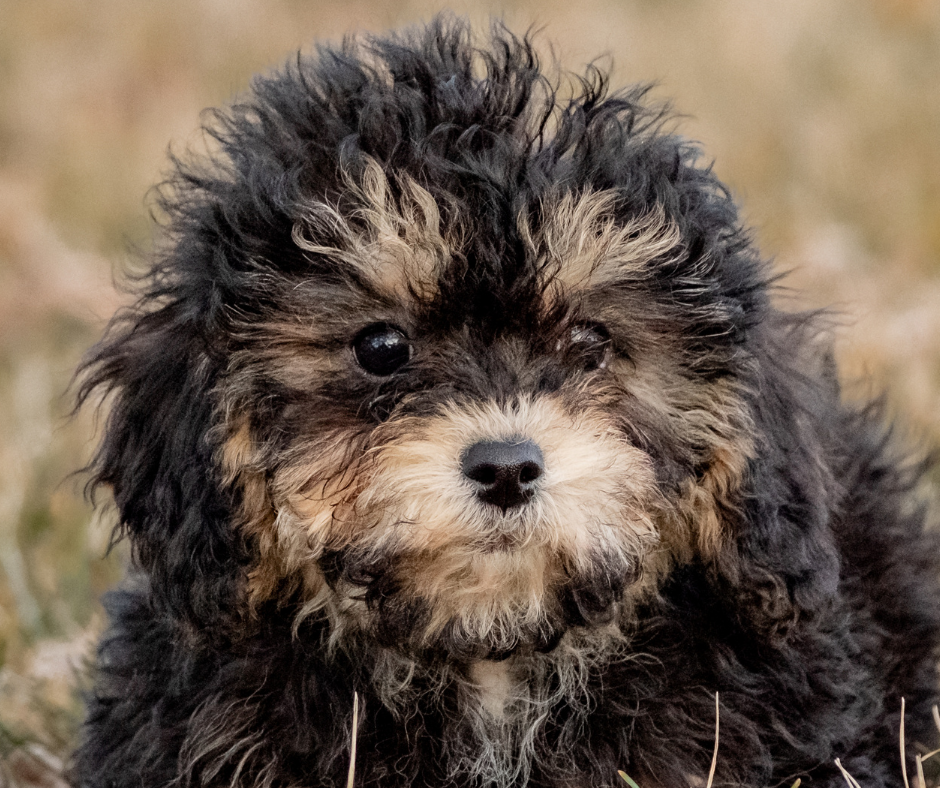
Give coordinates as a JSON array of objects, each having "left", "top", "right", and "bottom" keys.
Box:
[{"left": 74, "top": 17, "right": 940, "bottom": 788}]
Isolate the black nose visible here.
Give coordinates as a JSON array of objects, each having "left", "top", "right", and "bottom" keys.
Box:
[{"left": 461, "top": 438, "right": 545, "bottom": 512}]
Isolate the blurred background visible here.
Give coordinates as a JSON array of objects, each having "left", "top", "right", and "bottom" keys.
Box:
[{"left": 1, "top": 0, "right": 938, "bottom": 781}]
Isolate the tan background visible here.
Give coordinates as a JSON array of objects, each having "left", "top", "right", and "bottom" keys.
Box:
[{"left": 1, "top": 0, "right": 938, "bottom": 776}]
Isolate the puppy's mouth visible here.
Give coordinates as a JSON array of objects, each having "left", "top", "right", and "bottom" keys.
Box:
[{"left": 477, "top": 531, "right": 523, "bottom": 553}]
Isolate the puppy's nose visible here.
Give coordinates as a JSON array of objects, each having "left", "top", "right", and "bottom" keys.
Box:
[{"left": 461, "top": 438, "right": 544, "bottom": 512}]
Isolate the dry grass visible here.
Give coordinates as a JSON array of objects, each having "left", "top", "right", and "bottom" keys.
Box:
[{"left": 0, "top": 0, "right": 938, "bottom": 782}]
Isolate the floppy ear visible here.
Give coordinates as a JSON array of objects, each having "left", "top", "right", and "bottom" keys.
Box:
[
  {"left": 78, "top": 296, "right": 247, "bottom": 639},
  {"left": 712, "top": 322, "right": 842, "bottom": 638}
]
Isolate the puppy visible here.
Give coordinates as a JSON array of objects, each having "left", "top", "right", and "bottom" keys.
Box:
[{"left": 74, "top": 17, "right": 940, "bottom": 788}]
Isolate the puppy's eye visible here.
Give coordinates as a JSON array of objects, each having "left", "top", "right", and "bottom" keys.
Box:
[
  {"left": 570, "top": 323, "right": 611, "bottom": 371},
  {"left": 353, "top": 323, "right": 412, "bottom": 376}
]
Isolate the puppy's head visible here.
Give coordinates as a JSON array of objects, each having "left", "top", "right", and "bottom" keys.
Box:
[
  {"left": 213, "top": 157, "right": 755, "bottom": 659},
  {"left": 82, "top": 19, "right": 835, "bottom": 657}
]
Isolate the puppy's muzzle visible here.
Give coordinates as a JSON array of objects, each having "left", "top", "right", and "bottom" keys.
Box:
[{"left": 461, "top": 438, "right": 544, "bottom": 512}]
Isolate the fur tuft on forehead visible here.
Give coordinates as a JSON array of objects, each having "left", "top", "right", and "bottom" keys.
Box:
[
  {"left": 292, "top": 160, "right": 459, "bottom": 302},
  {"left": 73, "top": 15, "right": 940, "bottom": 788}
]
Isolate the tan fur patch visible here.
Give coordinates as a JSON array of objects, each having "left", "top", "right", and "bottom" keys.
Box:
[
  {"left": 218, "top": 421, "right": 284, "bottom": 604},
  {"left": 468, "top": 659, "right": 515, "bottom": 718},
  {"left": 687, "top": 436, "right": 752, "bottom": 557},
  {"left": 219, "top": 420, "right": 255, "bottom": 487},
  {"left": 672, "top": 380, "right": 753, "bottom": 563},
  {"left": 225, "top": 317, "right": 351, "bottom": 392},
  {"left": 218, "top": 419, "right": 362, "bottom": 607},
  {"left": 605, "top": 353, "right": 754, "bottom": 567},
  {"left": 292, "top": 158, "right": 460, "bottom": 302},
  {"left": 519, "top": 189, "right": 682, "bottom": 291}
]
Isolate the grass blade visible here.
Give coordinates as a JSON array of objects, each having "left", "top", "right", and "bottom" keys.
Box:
[
  {"left": 618, "top": 770, "right": 641, "bottom": 788},
  {"left": 901, "top": 698, "right": 911, "bottom": 788},
  {"left": 705, "top": 692, "right": 719, "bottom": 788},
  {"left": 835, "top": 758, "right": 863, "bottom": 788},
  {"left": 346, "top": 691, "right": 360, "bottom": 788}
]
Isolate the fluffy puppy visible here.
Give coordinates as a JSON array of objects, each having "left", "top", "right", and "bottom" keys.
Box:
[{"left": 74, "top": 17, "right": 940, "bottom": 788}]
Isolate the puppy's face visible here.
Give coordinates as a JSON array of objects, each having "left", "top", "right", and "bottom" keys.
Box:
[{"left": 216, "top": 161, "right": 752, "bottom": 660}]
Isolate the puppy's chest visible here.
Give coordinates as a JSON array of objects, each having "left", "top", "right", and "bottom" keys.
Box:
[{"left": 468, "top": 659, "right": 515, "bottom": 718}]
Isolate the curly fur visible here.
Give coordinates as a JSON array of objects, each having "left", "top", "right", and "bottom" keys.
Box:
[{"left": 73, "top": 17, "right": 940, "bottom": 788}]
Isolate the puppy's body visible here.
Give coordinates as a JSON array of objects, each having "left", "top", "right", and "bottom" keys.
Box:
[{"left": 75, "top": 19, "right": 940, "bottom": 788}]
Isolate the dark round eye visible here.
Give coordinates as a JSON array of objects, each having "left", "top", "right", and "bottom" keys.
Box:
[
  {"left": 353, "top": 323, "right": 412, "bottom": 376},
  {"left": 570, "top": 323, "right": 611, "bottom": 371}
]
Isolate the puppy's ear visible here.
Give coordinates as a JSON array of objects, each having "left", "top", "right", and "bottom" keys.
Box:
[
  {"left": 77, "top": 297, "right": 246, "bottom": 639},
  {"left": 712, "top": 323, "right": 842, "bottom": 639}
]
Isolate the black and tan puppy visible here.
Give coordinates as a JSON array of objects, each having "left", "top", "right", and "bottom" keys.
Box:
[{"left": 74, "top": 17, "right": 940, "bottom": 788}]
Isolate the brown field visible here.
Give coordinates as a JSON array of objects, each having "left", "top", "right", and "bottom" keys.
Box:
[{"left": 1, "top": 0, "right": 938, "bottom": 782}]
